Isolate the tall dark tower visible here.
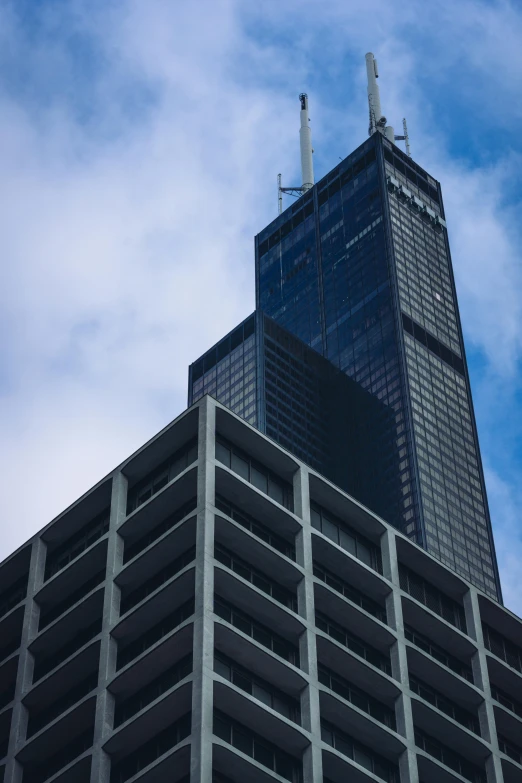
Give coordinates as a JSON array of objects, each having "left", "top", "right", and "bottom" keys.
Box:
[{"left": 254, "top": 56, "right": 501, "bottom": 600}]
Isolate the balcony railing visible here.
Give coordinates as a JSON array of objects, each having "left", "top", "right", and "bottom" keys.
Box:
[
  {"left": 120, "top": 548, "right": 195, "bottom": 616},
  {"left": 116, "top": 600, "right": 194, "bottom": 670},
  {"left": 215, "top": 597, "right": 299, "bottom": 667},
  {"left": 39, "top": 570, "right": 105, "bottom": 630},
  {"left": 213, "top": 710, "right": 301, "bottom": 782},
  {"left": 215, "top": 651, "right": 300, "bottom": 723},
  {"left": 316, "top": 611, "right": 391, "bottom": 675},
  {"left": 399, "top": 564, "right": 466, "bottom": 632},
  {"left": 313, "top": 561, "right": 386, "bottom": 623},
  {"left": 409, "top": 675, "right": 479, "bottom": 734},
  {"left": 44, "top": 511, "right": 109, "bottom": 581},
  {"left": 114, "top": 655, "right": 192, "bottom": 727},
  {"left": 215, "top": 545, "right": 297, "bottom": 611},
  {"left": 311, "top": 502, "right": 382, "bottom": 573},
  {"left": 405, "top": 625, "right": 473, "bottom": 682},
  {"left": 27, "top": 672, "right": 98, "bottom": 737},
  {"left": 321, "top": 720, "right": 398, "bottom": 782},
  {"left": 23, "top": 727, "right": 93, "bottom": 783},
  {"left": 215, "top": 496, "right": 295, "bottom": 560},
  {"left": 498, "top": 734, "right": 522, "bottom": 765},
  {"left": 490, "top": 683, "right": 522, "bottom": 719},
  {"left": 483, "top": 623, "right": 522, "bottom": 674},
  {"left": 0, "top": 575, "right": 27, "bottom": 621},
  {"left": 414, "top": 728, "right": 486, "bottom": 783},
  {"left": 319, "top": 663, "right": 395, "bottom": 729},
  {"left": 216, "top": 437, "right": 293, "bottom": 511},
  {"left": 110, "top": 714, "right": 191, "bottom": 783},
  {"left": 33, "top": 618, "right": 102, "bottom": 682},
  {"left": 126, "top": 440, "right": 198, "bottom": 515},
  {"left": 123, "top": 499, "right": 197, "bottom": 564}
]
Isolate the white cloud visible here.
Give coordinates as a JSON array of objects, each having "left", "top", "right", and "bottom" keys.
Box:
[
  {"left": 485, "top": 468, "right": 522, "bottom": 615},
  {"left": 0, "top": 0, "right": 522, "bottom": 613}
]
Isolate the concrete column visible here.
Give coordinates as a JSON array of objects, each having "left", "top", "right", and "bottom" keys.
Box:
[
  {"left": 293, "top": 466, "right": 323, "bottom": 783},
  {"left": 90, "top": 471, "right": 126, "bottom": 783},
  {"left": 381, "top": 529, "right": 419, "bottom": 783},
  {"left": 5, "top": 537, "right": 46, "bottom": 783},
  {"left": 463, "top": 589, "right": 503, "bottom": 783},
  {"left": 190, "top": 397, "right": 216, "bottom": 783}
]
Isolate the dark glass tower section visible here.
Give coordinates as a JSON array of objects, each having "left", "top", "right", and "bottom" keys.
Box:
[
  {"left": 189, "top": 311, "right": 401, "bottom": 524},
  {"left": 255, "top": 132, "right": 501, "bottom": 600}
]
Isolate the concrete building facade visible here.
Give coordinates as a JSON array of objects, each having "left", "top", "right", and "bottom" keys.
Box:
[{"left": 0, "top": 395, "right": 521, "bottom": 783}]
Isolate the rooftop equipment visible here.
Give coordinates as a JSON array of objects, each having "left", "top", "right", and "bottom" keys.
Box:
[{"left": 277, "top": 93, "right": 315, "bottom": 214}]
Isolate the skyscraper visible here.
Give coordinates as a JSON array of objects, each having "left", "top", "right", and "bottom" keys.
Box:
[
  {"left": 1, "top": 52, "right": 521, "bottom": 783},
  {"left": 191, "top": 55, "right": 501, "bottom": 600},
  {"left": 255, "top": 127, "right": 499, "bottom": 601},
  {"left": 1, "top": 396, "right": 521, "bottom": 783}
]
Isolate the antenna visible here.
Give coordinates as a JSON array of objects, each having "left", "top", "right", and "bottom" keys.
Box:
[
  {"left": 278, "top": 94, "right": 315, "bottom": 214},
  {"left": 366, "top": 53, "right": 410, "bottom": 155},
  {"left": 299, "top": 93, "right": 314, "bottom": 191},
  {"left": 403, "top": 118, "right": 411, "bottom": 156},
  {"left": 395, "top": 118, "right": 411, "bottom": 157},
  {"left": 365, "top": 52, "right": 385, "bottom": 135}
]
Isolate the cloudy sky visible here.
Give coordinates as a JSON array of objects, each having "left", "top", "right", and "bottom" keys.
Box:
[{"left": 1, "top": 0, "right": 521, "bottom": 613}]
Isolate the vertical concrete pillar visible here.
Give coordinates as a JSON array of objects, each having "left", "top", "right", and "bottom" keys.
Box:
[
  {"left": 293, "top": 466, "right": 323, "bottom": 783},
  {"left": 5, "top": 538, "right": 46, "bottom": 783},
  {"left": 463, "top": 589, "right": 503, "bottom": 783},
  {"left": 90, "top": 471, "right": 126, "bottom": 783},
  {"left": 381, "top": 529, "right": 419, "bottom": 783},
  {"left": 190, "top": 396, "right": 216, "bottom": 783}
]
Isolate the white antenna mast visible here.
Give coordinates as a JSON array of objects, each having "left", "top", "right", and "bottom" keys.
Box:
[
  {"left": 365, "top": 52, "right": 395, "bottom": 143},
  {"left": 394, "top": 117, "right": 411, "bottom": 157},
  {"left": 365, "top": 52, "right": 384, "bottom": 135},
  {"left": 299, "top": 93, "right": 314, "bottom": 191},
  {"left": 278, "top": 94, "right": 315, "bottom": 214},
  {"left": 366, "top": 52, "right": 412, "bottom": 156}
]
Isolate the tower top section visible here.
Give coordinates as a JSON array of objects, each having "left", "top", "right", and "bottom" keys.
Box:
[{"left": 365, "top": 52, "right": 410, "bottom": 154}]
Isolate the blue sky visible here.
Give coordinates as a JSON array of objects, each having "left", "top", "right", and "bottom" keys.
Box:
[{"left": 0, "top": 0, "right": 521, "bottom": 613}]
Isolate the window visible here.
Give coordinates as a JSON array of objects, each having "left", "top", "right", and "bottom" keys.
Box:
[
  {"left": 313, "top": 562, "right": 386, "bottom": 622},
  {"left": 311, "top": 503, "right": 381, "bottom": 572},
  {"left": 215, "top": 496, "right": 295, "bottom": 559},
  {"left": 409, "top": 675, "right": 479, "bottom": 733},
  {"left": 38, "top": 568, "right": 105, "bottom": 629},
  {"left": 214, "top": 652, "right": 300, "bottom": 723},
  {"left": 315, "top": 611, "right": 391, "bottom": 674},
  {"left": 44, "top": 510, "right": 109, "bottom": 580},
  {"left": 498, "top": 734, "right": 522, "bottom": 765},
  {"left": 490, "top": 683, "right": 522, "bottom": 719},
  {"left": 27, "top": 672, "right": 98, "bottom": 737},
  {"left": 123, "top": 499, "right": 197, "bottom": 563},
  {"left": 213, "top": 711, "right": 301, "bottom": 782},
  {"left": 32, "top": 618, "right": 102, "bottom": 682},
  {"left": 126, "top": 440, "right": 198, "bottom": 514},
  {"left": 0, "top": 574, "right": 28, "bottom": 620},
  {"left": 415, "top": 729, "right": 486, "bottom": 783},
  {"left": 318, "top": 664, "right": 395, "bottom": 729},
  {"left": 120, "top": 547, "right": 195, "bottom": 615},
  {"left": 23, "top": 728, "right": 94, "bottom": 783},
  {"left": 215, "top": 545, "right": 297, "bottom": 611},
  {"left": 214, "top": 597, "right": 299, "bottom": 666},
  {"left": 321, "top": 720, "right": 398, "bottom": 782},
  {"left": 117, "top": 600, "right": 194, "bottom": 670},
  {"left": 404, "top": 625, "right": 473, "bottom": 682},
  {"left": 399, "top": 564, "right": 466, "bottom": 632},
  {"left": 115, "top": 655, "right": 192, "bottom": 727},
  {"left": 483, "top": 623, "right": 522, "bottom": 673},
  {"left": 215, "top": 437, "right": 293, "bottom": 511},
  {"left": 110, "top": 714, "right": 191, "bottom": 783}
]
